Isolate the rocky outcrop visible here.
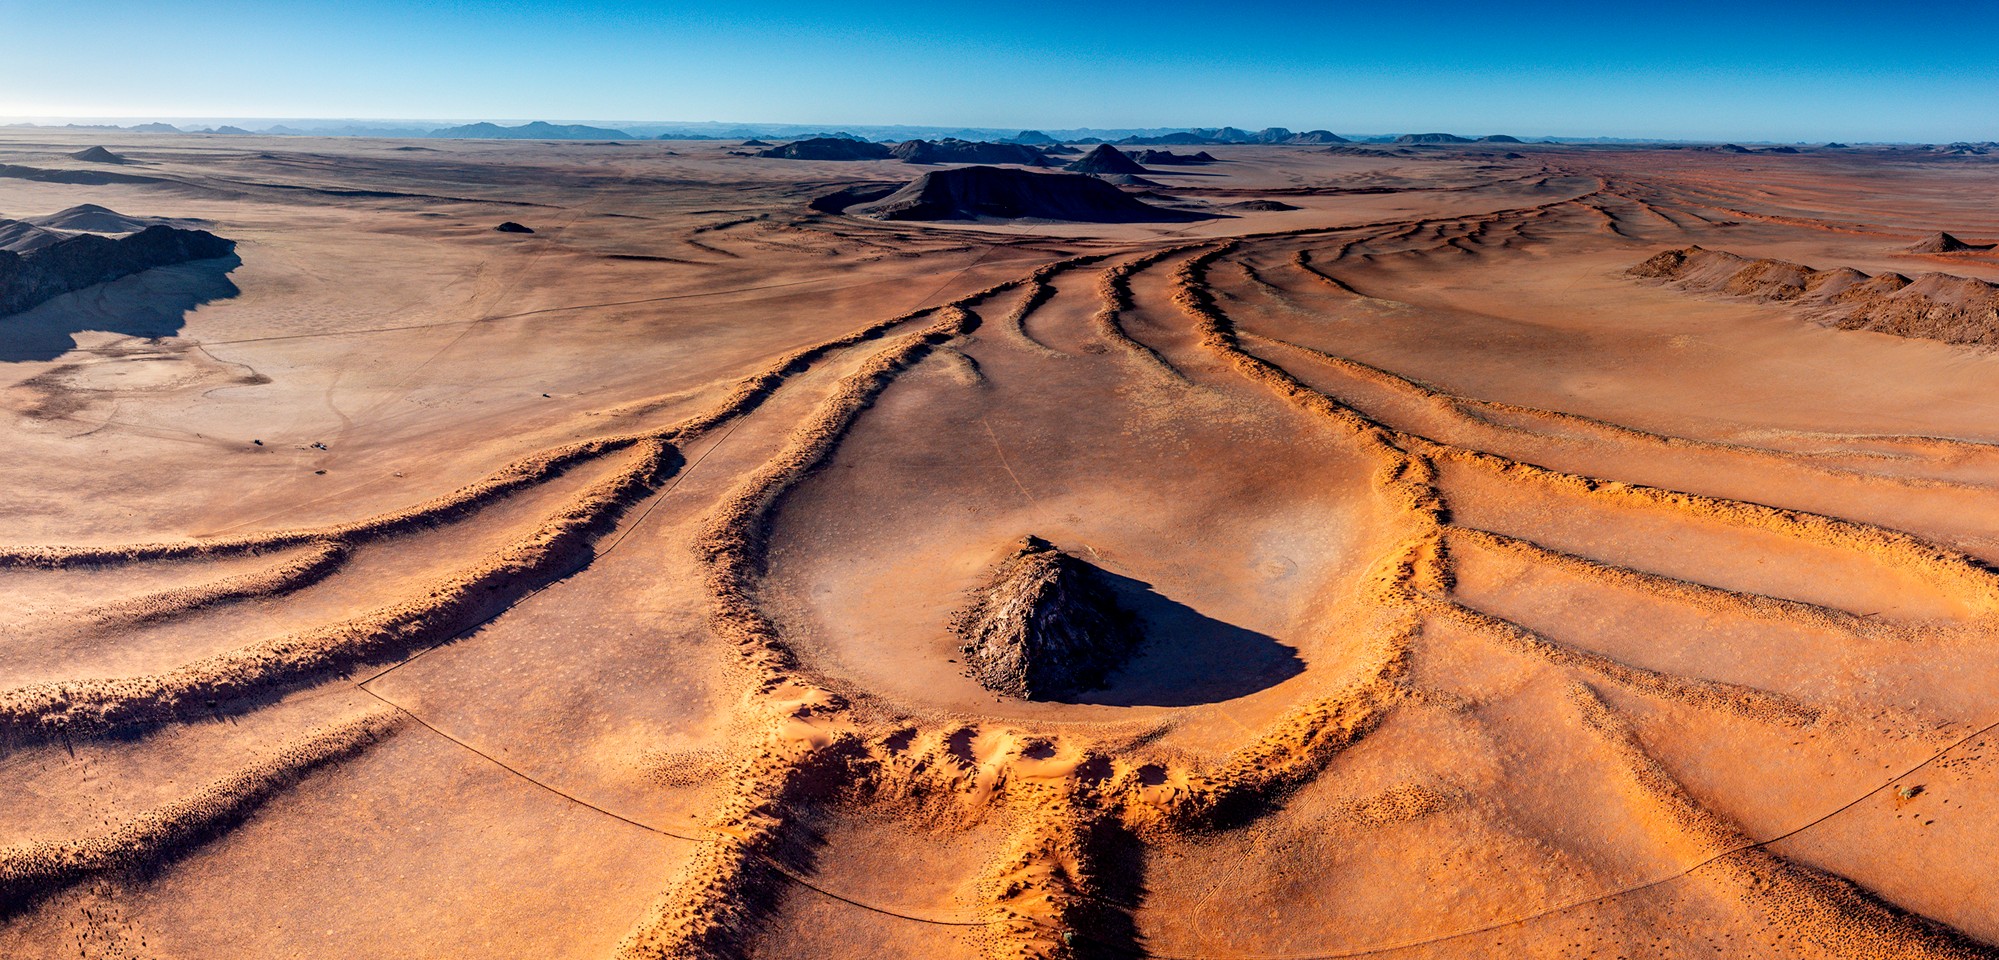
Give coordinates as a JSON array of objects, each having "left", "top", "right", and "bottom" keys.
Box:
[
  {"left": 0, "top": 225, "right": 234, "bottom": 317},
  {"left": 1632, "top": 245, "right": 1999, "bottom": 347},
  {"left": 952, "top": 536, "right": 1141, "bottom": 700},
  {"left": 1064, "top": 144, "right": 1148, "bottom": 175},
  {"left": 1226, "top": 199, "right": 1300, "bottom": 212},
  {"left": 70, "top": 146, "right": 129, "bottom": 164},
  {"left": 889, "top": 138, "right": 1048, "bottom": 165},
  {"left": 847, "top": 166, "right": 1208, "bottom": 223},
  {"left": 756, "top": 137, "right": 893, "bottom": 161},
  {"left": 1908, "top": 232, "right": 1991, "bottom": 254},
  {"left": 1128, "top": 149, "right": 1217, "bottom": 165}
]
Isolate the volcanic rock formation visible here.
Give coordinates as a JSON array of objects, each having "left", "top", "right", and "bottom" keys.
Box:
[
  {"left": 1128, "top": 149, "right": 1216, "bottom": 165},
  {"left": 952, "top": 536, "right": 1141, "bottom": 700},
  {"left": 888, "top": 138, "right": 1048, "bottom": 166},
  {"left": 1396, "top": 133, "right": 1475, "bottom": 144},
  {"left": 756, "top": 138, "right": 893, "bottom": 161},
  {"left": 494, "top": 221, "right": 535, "bottom": 234},
  {"left": 1226, "top": 199, "right": 1300, "bottom": 211},
  {"left": 69, "top": 146, "right": 129, "bottom": 164},
  {"left": 33, "top": 203, "right": 180, "bottom": 233},
  {"left": 846, "top": 166, "right": 1207, "bottom": 223},
  {"left": 0, "top": 224, "right": 235, "bottom": 317},
  {"left": 1633, "top": 245, "right": 1999, "bottom": 347},
  {"left": 1091, "top": 173, "right": 1163, "bottom": 187},
  {"left": 1064, "top": 144, "right": 1148, "bottom": 175}
]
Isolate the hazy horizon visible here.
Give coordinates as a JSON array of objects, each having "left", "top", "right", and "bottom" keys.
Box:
[
  {"left": 2, "top": 0, "right": 1992, "bottom": 143},
  {"left": 0, "top": 115, "right": 1975, "bottom": 147}
]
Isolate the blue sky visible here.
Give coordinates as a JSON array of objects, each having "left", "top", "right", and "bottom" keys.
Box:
[{"left": 2, "top": 0, "right": 1992, "bottom": 141}]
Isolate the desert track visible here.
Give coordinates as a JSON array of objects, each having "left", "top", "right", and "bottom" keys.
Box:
[{"left": 6, "top": 136, "right": 1999, "bottom": 958}]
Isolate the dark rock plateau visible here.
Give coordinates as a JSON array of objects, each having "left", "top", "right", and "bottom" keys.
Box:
[
  {"left": 848, "top": 166, "right": 1208, "bottom": 223},
  {"left": 756, "top": 137, "right": 893, "bottom": 161},
  {"left": 1, "top": 225, "right": 235, "bottom": 317}
]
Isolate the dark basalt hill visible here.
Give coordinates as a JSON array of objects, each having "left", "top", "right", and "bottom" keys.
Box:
[
  {"left": 0, "top": 205, "right": 210, "bottom": 253},
  {"left": 1128, "top": 149, "right": 1217, "bottom": 165},
  {"left": 1091, "top": 173, "right": 1163, "bottom": 187},
  {"left": 69, "top": 146, "right": 129, "bottom": 164},
  {"left": 952, "top": 536, "right": 1142, "bottom": 700},
  {"left": 1226, "top": 199, "right": 1300, "bottom": 212},
  {"left": 0, "top": 221, "right": 66, "bottom": 253},
  {"left": 756, "top": 137, "right": 893, "bottom": 161},
  {"left": 1064, "top": 144, "right": 1148, "bottom": 175},
  {"left": 0, "top": 224, "right": 234, "bottom": 318},
  {"left": 31, "top": 203, "right": 194, "bottom": 233},
  {"left": 1396, "top": 133, "right": 1475, "bottom": 144},
  {"left": 0, "top": 164, "right": 161, "bottom": 186},
  {"left": 846, "top": 166, "right": 1210, "bottom": 223},
  {"left": 889, "top": 138, "right": 1048, "bottom": 166}
]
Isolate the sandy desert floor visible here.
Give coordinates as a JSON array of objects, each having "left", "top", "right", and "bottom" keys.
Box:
[{"left": 4, "top": 132, "right": 1999, "bottom": 958}]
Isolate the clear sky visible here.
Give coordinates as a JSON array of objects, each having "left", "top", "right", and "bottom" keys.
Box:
[{"left": 1, "top": 0, "right": 1992, "bottom": 142}]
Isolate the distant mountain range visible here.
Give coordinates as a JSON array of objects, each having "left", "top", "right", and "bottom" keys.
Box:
[{"left": 0, "top": 119, "right": 1941, "bottom": 148}]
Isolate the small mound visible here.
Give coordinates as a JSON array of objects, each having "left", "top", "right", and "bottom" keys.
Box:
[
  {"left": 494, "top": 222, "right": 535, "bottom": 234},
  {"left": 1907, "top": 232, "right": 1989, "bottom": 254},
  {"left": 29, "top": 204, "right": 182, "bottom": 234},
  {"left": 1090, "top": 173, "right": 1162, "bottom": 187},
  {"left": 0, "top": 220, "right": 68, "bottom": 253},
  {"left": 69, "top": 146, "right": 128, "bottom": 164},
  {"left": 740, "top": 139, "right": 772, "bottom": 146},
  {"left": 756, "top": 138, "right": 893, "bottom": 161},
  {"left": 847, "top": 166, "right": 1210, "bottom": 223},
  {"left": 952, "top": 536, "right": 1140, "bottom": 700},
  {"left": 1064, "top": 144, "right": 1147, "bottom": 175},
  {"left": 1226, "top": 199, "right": 1300, "bottom": 212}
]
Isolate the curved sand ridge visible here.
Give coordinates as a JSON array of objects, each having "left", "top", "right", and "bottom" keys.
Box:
[{"left": 8, "top": 139, "right": 1999, "bottom": 958}]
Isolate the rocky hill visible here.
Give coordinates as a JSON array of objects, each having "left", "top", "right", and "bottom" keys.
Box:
[
  {"left": 0, "top": 224, "right": 235, "bottom": 317},
  {"left": 847, "top": 166, "right": 1208, "bottom": 222}
]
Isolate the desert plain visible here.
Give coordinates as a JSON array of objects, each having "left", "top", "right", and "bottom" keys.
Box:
[{"left": 3, "top": 131, "right": 1999, "bottom": 959}]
